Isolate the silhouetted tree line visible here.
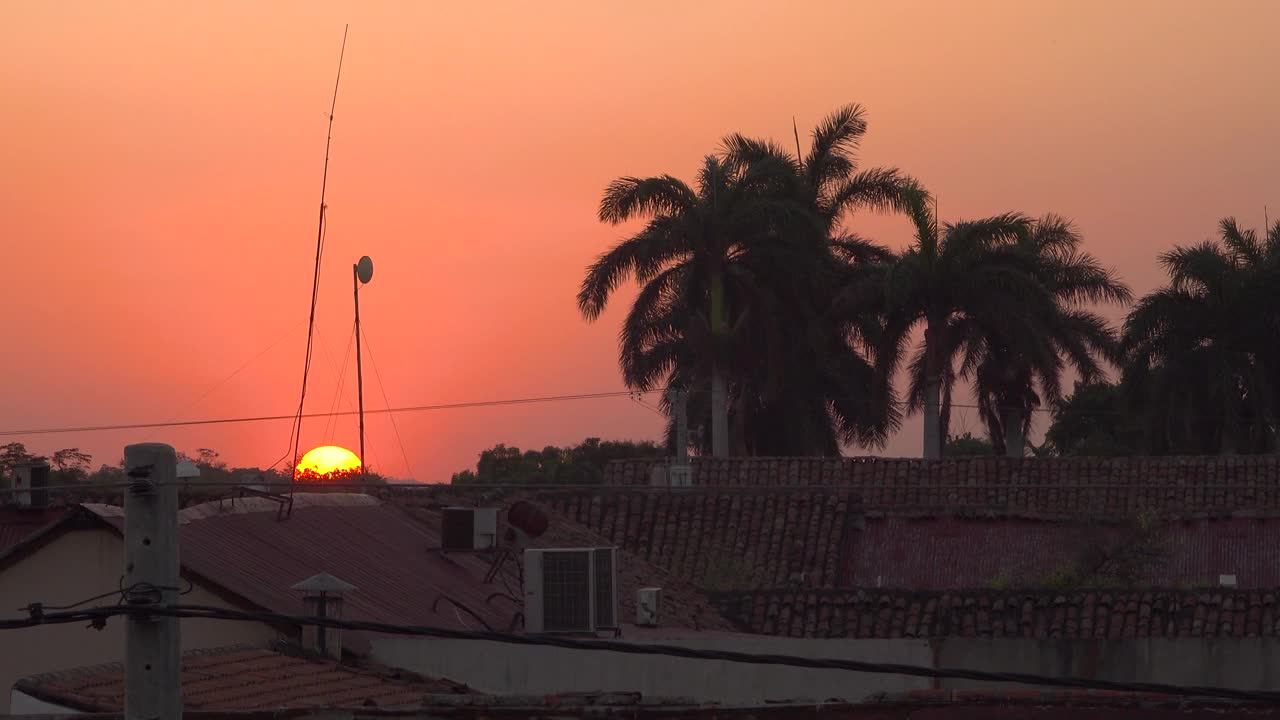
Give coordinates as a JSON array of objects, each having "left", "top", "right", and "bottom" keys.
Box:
[
  {"left": 579, "top": 103, "right": 1280, "bottom": 458},
  {"left": 451, "top": 437, "right": 663, "bottom": 485}
]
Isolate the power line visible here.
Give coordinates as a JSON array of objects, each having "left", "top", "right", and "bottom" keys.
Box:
[
  {"left": 2, "top": 603, "right": 1277, "bottom": 702},
  {"left": 0, "top": 389, "right": 663, "bottom": 438}
]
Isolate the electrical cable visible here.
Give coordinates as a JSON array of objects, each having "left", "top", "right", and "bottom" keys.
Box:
[
  {"left": 3, "top": 603, "right": 1279, "bottom": 702},
  {"left": 143, "top": 318, "right": 306, "bottom": 445},
  {"left": 0, "top": 389, "right": 663, "bottom": 438}
]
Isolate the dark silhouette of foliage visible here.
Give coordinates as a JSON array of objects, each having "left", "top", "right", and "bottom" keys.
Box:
[{"left": 451, "top": 438, "right": 663, "bottom": 485}]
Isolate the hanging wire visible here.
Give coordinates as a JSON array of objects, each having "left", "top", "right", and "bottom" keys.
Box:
[{"left": 359, "top": 327, "right": 412, "bottom": 479}]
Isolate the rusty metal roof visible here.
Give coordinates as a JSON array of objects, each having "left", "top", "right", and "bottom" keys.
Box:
[{"left": 14, "top": 645, "right": 473, "bottom": 712}]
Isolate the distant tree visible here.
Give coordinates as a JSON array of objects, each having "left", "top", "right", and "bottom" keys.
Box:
[
  {"left": 1041, "top": 381, "right": 1143, "bottom": 456},
  {"left": 195, "top": 448, "right": 225, "bottom": 469},
  {"left": 944, "top": 432, "right": 995, "bottom": 457},
  {"left": 85, "top": 463, "right": 125, "bottom": 486},
  {"left": 1123, "top": 218, "right": 1280, "bottom": 454},
  {"left": 866, "top": 202, "right": 1055, "bottom": 459},
  {"left": 47, "top": 447, "right": 93, "bottom": 483},
  {"left": 452, "top": 438, "right": 664, "bottom": 485},
  {"left": 967, "top": 216, "right": 1130, "bottom": 457},
  {"left": 0, "top": 442, "right": 40, "bottom": 475}
]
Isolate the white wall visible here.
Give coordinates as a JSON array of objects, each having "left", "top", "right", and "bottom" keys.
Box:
[
  {"left": 9, "top": 690, "right": 78, "bottom": 715},
  {"left": 0, "top": 527, "right": 279, "bottom": 714},
  {"left": 371, "top": 634, "right": 934, "bottom": 704}
]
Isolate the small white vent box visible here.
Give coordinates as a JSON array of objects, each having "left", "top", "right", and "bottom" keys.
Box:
[
  {"left": 440, "top": 507, "right": 498, "bottom": 551},
  {"left": 636, "top": 587, "right": 662, "bottom": 627}
]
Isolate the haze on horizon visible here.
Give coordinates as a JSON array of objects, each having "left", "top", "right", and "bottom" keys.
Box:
[{"left": 2, "top": 1, "right": 1277, "bottom": 481}]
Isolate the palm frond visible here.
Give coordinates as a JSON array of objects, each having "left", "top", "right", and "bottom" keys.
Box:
[{"left": 598, "top": 175, "right": 697, "bottom": 224}]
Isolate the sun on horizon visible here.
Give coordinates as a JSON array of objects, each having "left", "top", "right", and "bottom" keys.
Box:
[{"left": 295, "top": 445, "right": 362, "bottom": 482}]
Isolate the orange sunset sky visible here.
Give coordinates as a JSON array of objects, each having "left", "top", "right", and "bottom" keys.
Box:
[{"left": 2, "top": 1, "right": 1278, "bottom": 481}]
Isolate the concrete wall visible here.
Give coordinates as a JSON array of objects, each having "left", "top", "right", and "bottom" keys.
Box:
[
  {"left": 0, "top": 527, "right": 278, "bottom": 714},
  {"left": 936, "top": 637, "right": 1280, "bottom": 690},
  {"left": 373, "top": 633, "right": 1280, "bottom": 704},
  {"left": 371, "top": 635, "right": 934, "bottom": 704},
  {"left": 9, "top": 690, "right": 77, "bottom": 715}
]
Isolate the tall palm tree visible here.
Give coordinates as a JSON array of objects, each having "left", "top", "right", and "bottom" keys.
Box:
[
  {"left": 579, "top": 154, "right": 803, "bottom": 457},
  {"left": 965, "top": 216, "right": 1131, "bottom": 456},
  {"left": 714, "top": 104, "right": 924, "bottom": 448},
  {"left": 1123, "top": 218, "right": 1280, "bottom": 454},
  {"left": 854, "top": 200, "right": 1056, "bottom": 458},
  {"left": 721, "top": 104, "right": 921, "bottom": 236}
]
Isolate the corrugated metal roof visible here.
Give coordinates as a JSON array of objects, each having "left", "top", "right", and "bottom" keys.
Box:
[
  {"left": 14, "top": 645, "right": 473, "bottom": 711},
  {"left": 89, "top": 494, "right": 520, "bottom": 643}
]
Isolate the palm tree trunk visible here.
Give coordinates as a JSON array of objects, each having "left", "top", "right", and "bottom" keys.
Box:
[
  {"left": 710, "top": 269, "right": 729, "bottom": 458},
  {"left": 1002, "top": 406, "right": 1025, "bottom": 458},
  {"left": 922, "top": 321, "right": 943, "bottom": 459}
]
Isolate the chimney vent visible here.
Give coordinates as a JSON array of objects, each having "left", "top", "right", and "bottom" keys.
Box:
[
  {"left": 12, "top": 462, "right": 50, "bottom": 509},
  {"left": 292, "top": 572, "right": 356, "bottom": 659}
]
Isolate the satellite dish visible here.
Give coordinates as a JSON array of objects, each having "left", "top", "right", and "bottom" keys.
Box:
[
  {"left": 507, "top": 501, "right": 549, "bottom": 540},
  {"left": 356, "top": 255, "right": 374, "bottom": 284}
]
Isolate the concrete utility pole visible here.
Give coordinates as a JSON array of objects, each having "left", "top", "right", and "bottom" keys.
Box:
[{"left": 123, "top": 442, "right": 181, "bottom": 720}]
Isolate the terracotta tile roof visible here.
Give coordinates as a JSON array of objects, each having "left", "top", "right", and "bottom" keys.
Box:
[
  {"left": 530, "top": 488, "right": 855, "bottom": 590},
  {"left": 605, "top": 456, "right": 1280, "bottom": 515},
  {"left": 13, "top": 645, "right": 473, "bottom": 712},
  {"left": 395, "top": 500, "right": 733, "bottom": 632},
  {"left": 714, "top": 588, "right": 1280, "bottom": 639}
]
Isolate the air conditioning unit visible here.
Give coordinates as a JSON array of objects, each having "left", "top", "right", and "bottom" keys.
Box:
[
  {"left": 440, "top": 507, "right": 498, "bottom": 551},
  {"left": 524, "top": 547, "right": 617, "bottom": 633},
  {"left": 12, "top": 462, "right": 50, "bottom": 509},
  {"left": 636, "top": 587, "right": 662, "bottom": 627}
]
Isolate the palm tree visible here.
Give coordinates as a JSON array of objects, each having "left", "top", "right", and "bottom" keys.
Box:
[
  {"left": 579, "top": 154, "right": 804, "bottom": 457},
  {"left": 965, "top": 216, "right": 1131, "bottom": 456},
  {"left": 712, "top": 104, "right": 924, "bottom": 449},
  {"left": 1123, "top": 218, "right": 1280, "bottom": 454},
  {"left": 854, "top": 200, "right": 1057, "bottom": 458}
]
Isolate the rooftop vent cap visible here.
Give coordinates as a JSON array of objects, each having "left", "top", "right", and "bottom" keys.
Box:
[
  {"left": 292, "top": 572, "right": 355, "bottom": 659},
  {"left": 291, "top": 572, "right": 358, "bottom": 594}
]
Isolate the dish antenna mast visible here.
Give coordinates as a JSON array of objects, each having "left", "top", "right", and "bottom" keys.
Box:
[
  {"left": 353, "top": 255, "right": 373, "bottom": 485},
  {"left": 288, "top": 25, "right": 350, "bottom": 482}
]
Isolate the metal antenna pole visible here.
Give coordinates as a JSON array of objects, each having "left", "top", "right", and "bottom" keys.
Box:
[
  {"left": 124, "top": 443, "right": 181, "bottom": 720},
  {"left": 289, "top": 25, "right": 349, "bottom": 481},
  {"left": 353, "top": 263, "right": 366, "bottom": 485}
]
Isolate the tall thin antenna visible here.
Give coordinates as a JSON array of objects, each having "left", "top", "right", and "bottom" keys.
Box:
[
  {"left": 289, "top": 24, "right": 349, "bottom": 481},
  {"left": 792, "top": 116, "right": 803, "bottom": 167},
  {"left": 1266, "top": 205, "right": 1270, "bottom": 230}
]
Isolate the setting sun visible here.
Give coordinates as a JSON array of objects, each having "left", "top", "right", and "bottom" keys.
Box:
[{"left": 295, "top": 445, "right": 362, "bottom": 481}]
